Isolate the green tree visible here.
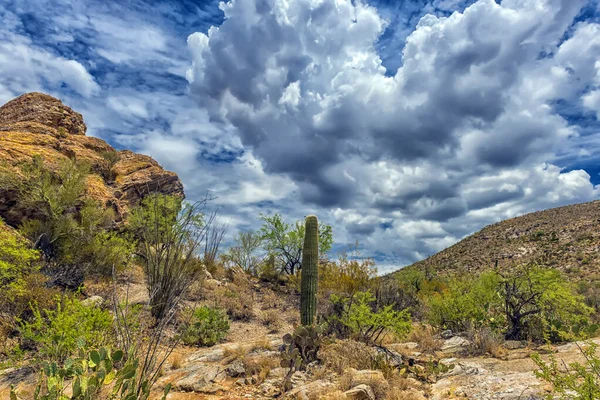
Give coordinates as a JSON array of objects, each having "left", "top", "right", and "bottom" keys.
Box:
[
  {"left": 223, "top": 230, "right": 263, "bottom": 275},
  {"left": 498, "top": 265, "right": 595, "bottom": 342},
  {"left": 259, "top": 213, "right": 332, "bottom": 275}
]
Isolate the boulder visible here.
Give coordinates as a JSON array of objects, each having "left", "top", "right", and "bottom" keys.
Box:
[
  {"left": 285, "top": 380, "right": 335, "bottom": 400},
  {"left": 344, "top": 384, "right": 375, "bottom": 400},
  {"left": 81, "top": 296, "right": 104, "bottom": 307},
  {"left": 226, "top": 358, "right": 246, "bottom": 377},
  {"left": 441, "top": 336, "right": 471, "bottom": 354}
]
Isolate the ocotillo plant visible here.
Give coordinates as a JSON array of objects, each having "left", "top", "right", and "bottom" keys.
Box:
[{"left": 300, "top": 215, "right": 319, "bottom": 326}]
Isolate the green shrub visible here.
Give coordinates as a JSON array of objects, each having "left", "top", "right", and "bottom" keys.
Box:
[
  {"left": 20, "top": 296, "right": 113, "bottom": 362},
  {"left": 180, "top": 306, "right": 230, "bottom": 347},
  {"left": 425, "top": 271, "right": 502, "bottom": 333},
  {"left": 0, "top": 221, "right": 40, "bottom": 307},
  {"left": 532, "top": 341, "right": 600, "bottom": 399},
  {"left": 424, "top": 266, "right": 595, "bottom": 342},
  {"left": 327, "top": 291, "right": 411, "bottom": 344}
]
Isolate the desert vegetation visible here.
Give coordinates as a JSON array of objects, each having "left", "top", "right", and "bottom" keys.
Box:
[{"left": 0, "top": 155, "right": 599, "bottom": 399}]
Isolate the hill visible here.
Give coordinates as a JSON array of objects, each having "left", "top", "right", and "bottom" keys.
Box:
[
  {"left": 0, "top": 92, "right": 184, "bottom": 227},
  {"left": 396, "top": 200, "right": 600, "bottom": 279}
]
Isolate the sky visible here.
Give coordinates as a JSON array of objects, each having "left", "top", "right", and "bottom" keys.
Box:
[{"left": 1, "top": 0, "right": 600, "bottom": 273}]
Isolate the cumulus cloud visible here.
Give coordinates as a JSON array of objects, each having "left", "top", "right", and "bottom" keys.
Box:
[{"left": 186, "top": 0, "right": 600, "bottom": 270}]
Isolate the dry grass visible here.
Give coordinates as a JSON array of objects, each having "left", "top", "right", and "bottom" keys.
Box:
[
  {"left": 320, "top": 391, "right": 347, "bottom": 400},
  {"left": 387, "top": 388, "right": 427, "bottom": 400},
  {"left": 321, "top": 340, "right": 380, "bottom": 375},
  {"left": 260, "top": 309, "right": 283, "bottom": 332},
  {"left": 169, "top": 353, "right": 183, "bottom": 370},
  {"left": 466, "top": 326, "right": 505, "bottom": 358},
  {"left": 222, "top": 344, "right": 249, "bottom": 363},
  {"left": 206, "top": 283, "right": 255, "bottom": 321},
  {"left": 338, "top": 369, "right": 389, "bottom": 400},
  {"left": 243, "top": 355, "right": 278, "bottom": 384},
  {"left": 407, "top": 324, "right": 443, "bottom": 353}
]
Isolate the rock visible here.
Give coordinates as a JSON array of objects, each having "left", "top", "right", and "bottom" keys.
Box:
[
  {"left": 259, "top": 380, "right": 281, "bottom": 396},
  {"left": 226, "top": 358, "right": 246, "bottom": 377},
  {"left": 504, "top": 340, "right": 526, "bottom": 350},
  {"left": 344, "top": 369, "right": 388, "bottom": 393},
  {"left": 290, "top": 370, "right": 308, "bottom": 388},
  {"left": 396, "top": 342, "right": 419, "bottom": 349},
  {"left": 285, "top": 380, "right": 335, "bottom": 400},
  {"left": 374, "top": 347, "right": 403, "bottom": 368},
  {"left": 441, "top": 336, "right": 471, "bottom": 354},
  {"left": 0, "top": 92, "right": 184, "bottom": 228},
  {"left": 0, "top": 92, "right": 86, "bottom": 135},
  {"left": 268, "top": 367, "right": 288, "bottom": 379},
  {"left": 441, "top": 330, "right": 453, "bottom": 339},
  {"left": 174, "top": 364, "right": 226, "bottom": 392},
  {"left": 196, "top": 383, "right": 226, "bottom": 394},
  {"left": 344, "top": 384, "right": 375, "bottom": 400},
  {"left": 81, "top": 295, "right": 104, "bottom": 307}
]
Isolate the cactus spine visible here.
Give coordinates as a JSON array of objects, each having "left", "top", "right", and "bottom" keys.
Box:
[{"left": 300, "top": 215, "right": 319, "bottom": 326}]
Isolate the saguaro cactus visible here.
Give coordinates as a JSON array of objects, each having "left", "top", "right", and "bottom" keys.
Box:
[{"left": 300, "top": 215, "right": 319, "bottom": 326}]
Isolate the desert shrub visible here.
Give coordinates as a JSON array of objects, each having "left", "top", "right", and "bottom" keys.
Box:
[
  {"left": 222, "top": 230, "right": 263, "bottom": 276},
  {"left": 466, "top": 325, "right": 504, "bottom": 357},
  {"left": 129, "top": 193, "right": 219, "bottom": 320},
  {"left": 327, "top": 291, "right": 412, "bottom": 344},
  {"left": 180, "top": 306, "right": 230, "bottom": 347},
  {"left": 1, "top": 157, "right": 133, "bottom": 284},
  {"left": 320, "top": 339, "right": 381, "bottom": 374},
  {"left": 532, "top": 341, "right": 600, "bottom": 399},
  {"left": 19, "top": 296, "right": 113, "bottom": 362},
  {"left": 319, "top": 246, "right": 377, "bottom": 299},
  {"left": 425, "top": 266, "right": 594, "bottom": 343},
  {"left": 407, "top": 324, "right": 443, "bottom": 353},
  {"left": 260, "top": 309, "right": 283, "bottom": 332},
  {"left": 207, "top": 281, "right": 255, "bottom": 321},
  {"left": 0, "top": 221, "right": 50, "bottom": 324},
  {"left": 424, "top": 271, "right": 502, "bottom": 334}
]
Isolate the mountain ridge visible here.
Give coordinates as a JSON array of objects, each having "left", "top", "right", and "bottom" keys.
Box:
[{"left": 394, "top": 199, "right": 600, "bottom": 279}]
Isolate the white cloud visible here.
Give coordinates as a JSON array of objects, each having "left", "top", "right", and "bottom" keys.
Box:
[
  {"left": 185, "top": 0, "right": 600, "bottom": 267},
  {"left": 0, "top": 28, "right": 99, "bottom": 101}
]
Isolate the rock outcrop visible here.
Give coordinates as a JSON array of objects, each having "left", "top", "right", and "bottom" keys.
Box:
[{"left": 0, "top": 92, "right": 184, "bottom": 226}]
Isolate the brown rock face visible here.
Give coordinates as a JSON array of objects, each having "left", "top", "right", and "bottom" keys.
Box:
[
  {"left": 0, "top": 92, "right": 184, "bottom": 227},
  {"left": 0, "top": 92, "right": 87, "bottom": 136}
]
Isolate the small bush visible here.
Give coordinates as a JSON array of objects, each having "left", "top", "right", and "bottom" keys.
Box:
[
  {"left": 424, "top": 271, "right": 501, "bottom": 334},
  {"left": 407, "top": 324, "right": 443, "bottom": 353},
  {"left": 260, "top": 309, "right": 282, "bottom": 332},
  {"left": 209, "top": 284, "right": 255, "bottom": 321},
  {"left": 327, "top": 291, "right": 412, "bottom": 344},
  {"left": 466, "top": 325, "right": 504, "bottom": 357},
  {"left": 532, "top": 341, "right": 600, "bottom": 399},
  {"left": 320, "top": 339, "right": 380, "bottom": 374},
  {"left": 180, "top": 306, "right": 230, "bottom": 347},
  {"left": 19, "top": 296, "right": 113, "bottom": 362}
]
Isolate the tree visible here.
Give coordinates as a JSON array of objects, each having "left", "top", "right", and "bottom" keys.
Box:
[
  {"left": 129, "top": 193, "right": 218, "bottom": 320},
  {"left": 498, "top": 265, "right": 594, "bottom": 341},
  {"left": 259, "top": 213, "right": 332, "bottom": 275},
  {"left": 223, "top": 230, "right": 263, "bottom": 275}
]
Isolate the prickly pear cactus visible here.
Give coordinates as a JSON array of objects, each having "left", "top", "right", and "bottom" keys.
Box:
[{"left": 300, "top": 215, "right": 319, "bottom": 326}]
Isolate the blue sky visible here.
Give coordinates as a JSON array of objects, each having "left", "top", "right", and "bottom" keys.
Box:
[{"left": 1, "top": 0, "right": 600, "bottom": 273}]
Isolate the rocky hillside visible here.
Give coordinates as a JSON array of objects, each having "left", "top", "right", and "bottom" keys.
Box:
[
  {"left": 397, "top": 200, "right": 600, "bottom": 279},
  {"left": 0, "top": 92, "right": 184, "bottom": 226}
]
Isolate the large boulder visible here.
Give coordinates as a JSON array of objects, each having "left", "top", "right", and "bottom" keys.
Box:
[{"left": 0, "top": 92, "right": 184, "bottom": 227}]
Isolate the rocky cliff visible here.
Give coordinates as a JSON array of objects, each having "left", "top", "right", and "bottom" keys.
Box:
[{"left": 0, "top": 92, "right": 184, "bottom": 227}]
